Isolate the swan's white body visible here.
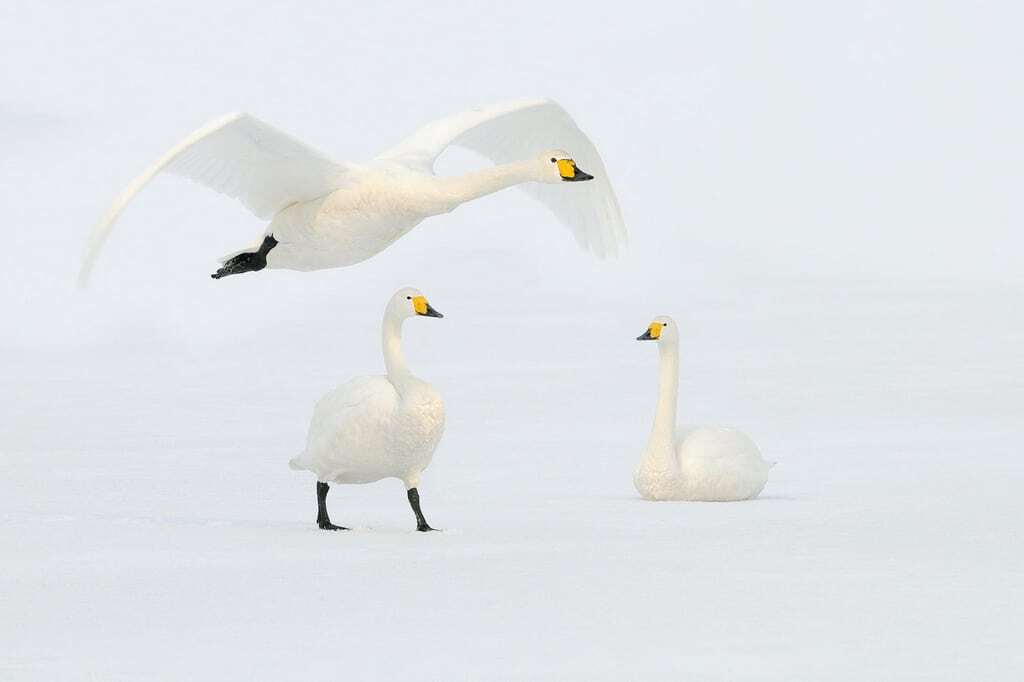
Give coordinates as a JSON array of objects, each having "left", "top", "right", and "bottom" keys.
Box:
[
  {"left": 634, "top": 316, "right": 773, "bottom": 502},
  {"left": 80, "top": 99, "right": 626, "bottom": 284},
  {"left": 288, "top": 289, "right": 445, "bottom": 490}
]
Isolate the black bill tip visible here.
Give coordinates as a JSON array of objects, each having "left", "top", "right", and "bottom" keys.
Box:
[{"left": 563, "top": 166, "right": 594, "bottom": 182}]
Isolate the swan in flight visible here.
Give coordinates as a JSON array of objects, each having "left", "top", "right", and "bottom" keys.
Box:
[
  {"left": 289, "top": 287, "right": 445, "bottom": 531},
  {"left": 634, "top": 317, "right": 774, "bottom": 501},
  {"left": 79, "top": 99, "right": 625, "bottom": 285}
]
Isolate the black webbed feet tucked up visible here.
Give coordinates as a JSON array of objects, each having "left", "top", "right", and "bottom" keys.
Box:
[{"left": 211, "top": 235, "right": 278, "bottom": 279}]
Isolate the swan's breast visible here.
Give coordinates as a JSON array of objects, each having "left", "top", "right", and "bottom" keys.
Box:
[{"left": 395, "top": 383, "right": 446, "bottom": 452}]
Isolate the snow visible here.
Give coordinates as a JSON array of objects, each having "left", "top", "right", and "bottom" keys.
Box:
[
  {"left": 2, "top": 1, "right": 1023, "bottom": 679},
  {"left": 4, "top": 282, "right": 1022, "bottom": 679}
]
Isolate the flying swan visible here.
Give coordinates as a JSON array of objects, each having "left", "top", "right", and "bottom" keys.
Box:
[
  {"left": 634, "top": 316, "right": 774, "bottom": 501},
  {"left": 79, "top": 99, "right": 625, "bottom": 285},
  {"left": 289, "top": 287, "right": 446, "bottom": 531}
]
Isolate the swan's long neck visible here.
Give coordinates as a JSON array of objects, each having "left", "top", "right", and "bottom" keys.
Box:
[
  {"left": 439, "top": 160, "right": 537, "bottom": 209},
  {"left": 648, "top": 341, "right": 680, "bottom": 451},
  {"left": 382, "top": 313, "right": 414, "bottom": 390}
]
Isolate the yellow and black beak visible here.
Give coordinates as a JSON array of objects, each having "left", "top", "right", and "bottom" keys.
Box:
[
  {"left": 412, "top": 295, "right": 443, "bottom": 318},
  {"left": 636, "top": 322, "right": 663, "bottom": 341},
  {"left": 557, "top": 158, "right": 594, "bottom": 182}
]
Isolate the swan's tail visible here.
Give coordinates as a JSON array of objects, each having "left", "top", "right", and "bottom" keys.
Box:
[{"left": 288, "top": 454, "right": 305, "bottom": 471}]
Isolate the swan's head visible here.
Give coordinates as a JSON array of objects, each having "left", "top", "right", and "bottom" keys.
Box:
[
  {"left": 636, "top": 315, "right": 677, "bottom": 344},
  {"left": 389, "top": 287, "right": 444, "bottom": 320},
  {"left": 536, "top": 149, "right": 594, "bottom": 184}
]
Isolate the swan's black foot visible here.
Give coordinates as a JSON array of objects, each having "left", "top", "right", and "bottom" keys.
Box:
[
  {"left": 317, "top": 519, "right": 349, "bottom": 531},
  {"left": 211, "top": 235, "right": 277, "bottom": 279},
  {"left": 211, "top": 252, "right": 265, "bottom": 279},
  {"left": 315, "top": 481, "right": 347, "bottom": 531},
  {"left": 407, "top": 488, "right": 437, "bottom": 532}
]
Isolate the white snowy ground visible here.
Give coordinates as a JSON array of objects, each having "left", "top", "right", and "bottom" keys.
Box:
[
  {"left": 3, "top": 278, "right": 1022, "bottom": 680},
  {"left": 3, "top": 2, "right": 1024, "bottom": 678}
]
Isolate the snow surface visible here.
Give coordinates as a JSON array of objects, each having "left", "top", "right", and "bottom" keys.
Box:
[
  {"left": 4, "top": 282, "right": 1022, "bottom": 680},
  {"left": 2, "top": 1, "right": 1023, "bottom": 680}
]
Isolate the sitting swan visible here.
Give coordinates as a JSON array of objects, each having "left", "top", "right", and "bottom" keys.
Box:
[
  {"left": 289, "top": 288, "right": 445, "bottom": 531},
  {"left": 79, "top": 98, "right": 626, "bottom": 285},
  {"left": 634, "top": 316, "right": 774, "bottom": 501}
]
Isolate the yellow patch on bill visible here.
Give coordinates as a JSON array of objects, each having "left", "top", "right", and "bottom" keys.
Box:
[
  {"left": 649, "top": 322, "right": 663, "bottom": 339},
  {"left": 413, "top": 296, "right": 429, "bottom": 315},
  {"left": 557, "top": 158, "right": 576, "bottom": 179}
]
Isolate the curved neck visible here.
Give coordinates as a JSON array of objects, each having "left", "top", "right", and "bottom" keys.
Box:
[
  {"left": 382, "top": 313, "right": 413, "bottom": 388},
  {"left": 440, "top": 160, "right": 537, "bottom": 208},
  {"left": 648, "top": 341, "right": 679, "bottom": 449}
]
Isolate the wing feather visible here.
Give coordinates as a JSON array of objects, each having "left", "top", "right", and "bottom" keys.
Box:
[{"left": 79, "top": 113, "right": 350, "bottom": 286}]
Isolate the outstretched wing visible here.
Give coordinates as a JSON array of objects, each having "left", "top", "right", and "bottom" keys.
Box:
[
  {"left": 79, "top": 113, "right": 351, "bottom": 286},
  {"left": 377, "top": 98, "right": 626, "bottom": 258}
]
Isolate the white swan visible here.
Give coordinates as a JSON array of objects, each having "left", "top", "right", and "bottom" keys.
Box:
[
  {"left": 79, "top": 98, "right": 626, "bottom": 285},
  {"left": 289, "top": 287, "right": 445, "bottom": 531},
  {"left": 634, "top": 316, "right": 774, "bottom": 501}
]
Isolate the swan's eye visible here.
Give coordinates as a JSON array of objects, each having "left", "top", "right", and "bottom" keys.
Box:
[
  {"left": 406, "top": 296, "right": 411, "bottom": 300},
  {"left": 550, "top": 158, "right": 556, "bottom": 163}
]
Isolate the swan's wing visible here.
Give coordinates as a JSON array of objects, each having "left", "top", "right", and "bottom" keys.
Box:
[
  {"left": 79, "top": 113, "right": 351, "bottom": 286},
  {"left": 305, "top": 376, "right": 397, "bottom": 451},
  {"left": 377, "top": 98, "right": 626, "bottom": 258}
]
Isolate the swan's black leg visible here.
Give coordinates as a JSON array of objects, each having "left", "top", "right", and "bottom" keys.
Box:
[
  {"left": 406, "top": 488, "right": 436, "bottom": 532},
  {"left": 211, "top": 235, "right": 278, "bottom": 279},
  {"left": 316, "top": 481, "right": 348, "bottom": 531}
]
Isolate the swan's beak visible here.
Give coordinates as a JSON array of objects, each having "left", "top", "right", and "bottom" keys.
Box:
[
  {"left": 413, "top": 296, "right": 443, "bottom": 318},
  {"left": 636, "top": 322, "right": 662, "bottom": 341},
  {"left": 558, "top": 158, "right": 594, "bottom": 182}
]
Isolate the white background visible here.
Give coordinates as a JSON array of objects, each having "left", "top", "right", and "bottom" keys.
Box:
[{"left": 2, "top": 1, "right": 1022, "bottom": 679}]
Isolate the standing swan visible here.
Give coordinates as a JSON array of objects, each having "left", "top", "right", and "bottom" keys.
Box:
[
  {"left": 79, "top": 98, "right": 626, "bottom": 285},
  {"left": 634, "top": 316, "right": 773, "bottom": 501},
  {"left": 289, "top": 288, "right": 445, "bottom": 531}
]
